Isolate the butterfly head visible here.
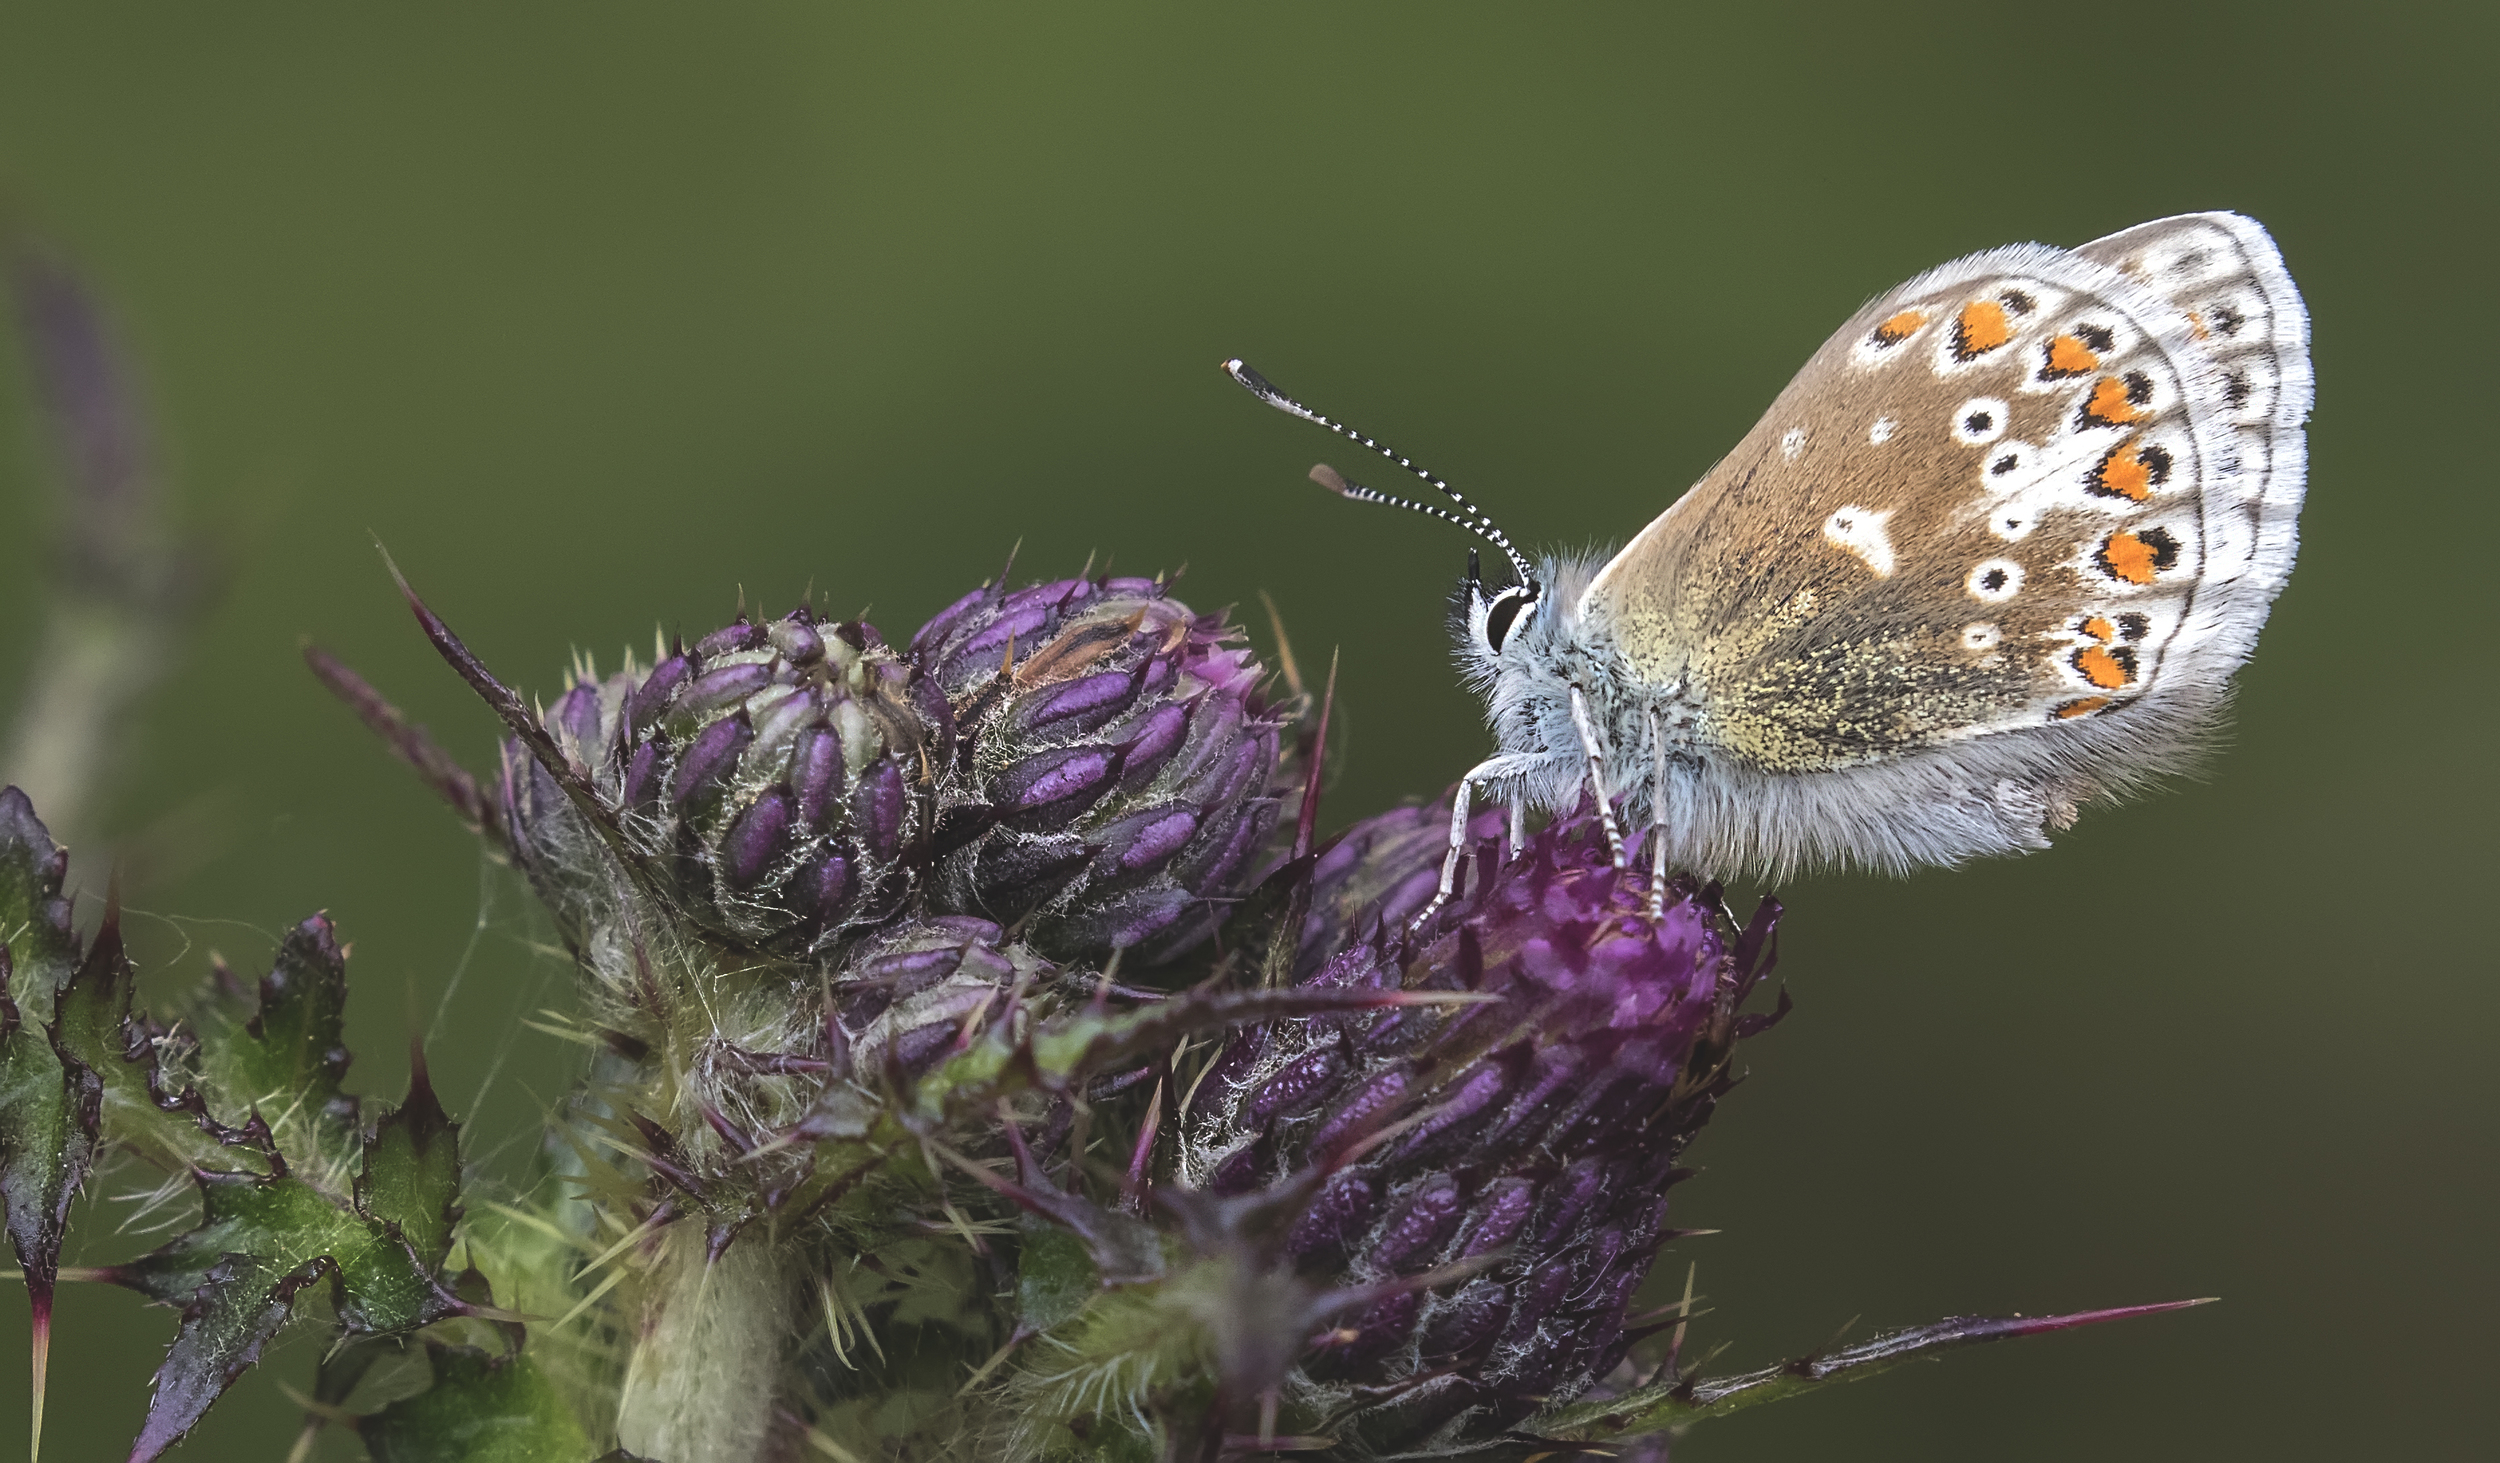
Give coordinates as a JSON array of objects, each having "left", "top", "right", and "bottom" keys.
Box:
[{"left": 1460, "top": 546, "right": 1543, "bottom": 662}]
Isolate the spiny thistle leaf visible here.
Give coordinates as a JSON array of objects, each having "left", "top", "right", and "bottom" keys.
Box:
[
  {"left": 201, "top": 914, "right": 361, "bottom": 1181},
  {"left": 47, "top": 890, "right": 266, "bottom": 1176},
  {"left": 130, "top": 1251, "right": 336, "bottom": 1462},
  {"left": 1522, "top": 1299, "right": 2215, "bottom": 1446},
  {"left": 0, "top": 788, "right": 79, "bottom": 1020},
  {"left": 113, "top": 1169, "right": 469, "bottom": 1459},
  {"left": 0, "top": 787, "right": 100, "bottom": 1461},
  {"left": 357, "top": 1046, "right": 462, "bottom": 1271},
  {"left": 356, "top": 1344, "right": 598, "bottom": 1463}
]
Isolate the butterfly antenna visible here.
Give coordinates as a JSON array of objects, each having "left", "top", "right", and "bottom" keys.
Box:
[{"left": 1224, "top": 358, "right": 1536, "bottom": 587}]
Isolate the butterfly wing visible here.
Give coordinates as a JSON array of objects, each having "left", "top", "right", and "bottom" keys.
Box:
[{"left": 1582, "top": 211, "right": 2310, "bottom": 782}]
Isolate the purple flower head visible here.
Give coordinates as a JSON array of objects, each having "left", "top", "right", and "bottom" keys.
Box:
[
  {"left": 501, "top": 605, "right": 949, "bottom": 955},
  {"left": 1181, "top": 802, "right": 1782, "bottom": 1452},
  {"left": 910, "top": 573, "right": 1287, "bottom": 965}
]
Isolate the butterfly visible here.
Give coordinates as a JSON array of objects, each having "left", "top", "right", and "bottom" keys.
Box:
[{"left": 1229, "top": 211, "right": 2311, "bottom": 912}]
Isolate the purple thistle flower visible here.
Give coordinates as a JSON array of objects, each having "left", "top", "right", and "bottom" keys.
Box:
[
  {"left": 500, "top": 606, "right": 951, "bottom": 954},
  {"left": 910, "top": 573, "right": 1288, "bottom": 965},
  {"left": 1180, "top": 803, "right": 1782, "bottom": 1453}
]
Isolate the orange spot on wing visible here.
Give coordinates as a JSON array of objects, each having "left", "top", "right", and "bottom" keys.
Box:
[
  {"left": 2097, "top": 442, "right": 2155, "bottom": 501},
  {"left": 1954, "top": 300, "right": 2012, "bottom": 356},
  {"left": 2044, "top": 333, "right": 2099, "bottom": 376},
  {"left": 2082, "top": 377, "right": 2143, "bottom": 426},
  {"left": 2074, "top": 645, "right": 2131, "bottom": 689},
  {"left": 2054, "top": 696, "right": 2112, "bottom": 720},
  {"left": 2081, "top": 616, "right": 2117, "bottom": 643},
  {"left": 2187, "top": 310, "right": 2211, "bottom": 340},
  {"left": 1873, "top": 309, "right": 1927, "bottom": 346},
  {"left": 2100, "top": 530, "right": 2162, "bottom": 584}
]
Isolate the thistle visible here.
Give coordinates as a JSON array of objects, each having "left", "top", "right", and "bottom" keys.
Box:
[
  {"left": 1179, "top": 808, "right": 1784, "bottom": 1454},
  {"left": 501, "top": 606, "right": 948, "bottom": 958},
  {"left": 0, "top": 559, "right": 2210, "bottom": 1463},
  {"left": 910, "top": 572, "right": 1288, "bottom": 965}
]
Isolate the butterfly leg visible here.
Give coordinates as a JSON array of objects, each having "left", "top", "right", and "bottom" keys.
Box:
[
  {"left": 1646, "top": 706, "right": 1670, "bottom": 920},
  {"left": 1407, "top": 774, "right": 1479, "bottom": 931},
  {"left": 1508, "top": 794, "right": 1526, "bottom": 863},
  {"left": 1568, "top": 687, "right": 1628, "bottom": 870}
]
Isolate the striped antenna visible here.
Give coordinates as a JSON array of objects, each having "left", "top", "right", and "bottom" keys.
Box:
[{"left": 1224, "top": 358, "right": 1536, "bottom": 588}]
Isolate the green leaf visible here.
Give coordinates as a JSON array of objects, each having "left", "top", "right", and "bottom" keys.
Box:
[
  {"left": 357, "top": 1345, "right": 596, "bottom": 1463},
  {"left": 0, "top": 965, "right": 98, "bottom": 1463},
  {"left": 0, "top": 788, "right": 80, "bottom": 1021},
  {"left": 114, "top": 1169, "right": 468, "bottom": 1459},
  {"left": 130, "top": 1252, "right": 338, "bottom": 1462},
  {"left": 0, "top": 788, "right": 102, "bottom": 1462},
  {"left": 1523, "top": 1299, "right": 2214, "bottom": 1446},
  {"left": 357, "top": 1048, "right": 462, "bottom": 1270},
  {"left": 203, "top": 914, "right": 362, "bottom": 1181},
  {"left": 1017, "top": 1216, "right": 1101, "bottom": 1334},
  {"left": 47, "top": 895, "right": 262, "bottom": 1177},
  {"left": 116, "top": 1169, "right": 461, "bottom": 1329}
]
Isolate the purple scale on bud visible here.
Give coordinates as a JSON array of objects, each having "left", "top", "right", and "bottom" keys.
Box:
[
  {"left": 829, "top": 915, "right": 1052, "bottom": 1079},
  {"left": 850, "top": 756, "right": 907, "bottom": 862},
  {"left": 1097, "top": 807, "right": 1200, "bottom": 881},
  {"left": 670, "top": 715, "right": 752, "bottom": 806},
  {"left": 767, "top": 617, "right": 824, "bottom": 666},
  {"left": 906, "top": 572, "right": 1288, "bottom": 963},
  {"left": 694, "top": 620, "right": 766, "bottom": 658},
  {"left": 994, "top": 746, "right": 1124, "bottom": 830},
  {"left": 791, "top": 728, "right": 843, "bottom": 829},
  {"left": 1248, "top": 1043, "right": 1347, "bottom": 1124},
  {"left": 500, "top": 604, "right": 944, "bottom": 956},
  {"left": 675, "top": 661, "right": 774, "bottom": 720},
  {"left": 722, "top": 790, "right": 791, "bottom": 887},
  {"left": 1178, "top": 802, "right": 1783, "bottom": 1452},
  {"left": 626, "top": 653, "right": 690, "bottom": 734}
]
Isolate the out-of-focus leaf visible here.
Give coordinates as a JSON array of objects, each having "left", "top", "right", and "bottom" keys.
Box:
[
  {"left": 0, "top": 787, "right": 80, "bottom": 1019},
  {"left": 357, "top": 1047, "right": 461, "bottom": 1270},
  {"left": 0, "top": 787, "right": 101, "bottom": 1461},
  {"left": 203, "top": 913, "right": 361, "bottom": 1181},
  {"left": 1523, "top": 1299, "right": 2214, "bottom": 1447},
  {"left": 357, "top": 1345, "right": 596, "bottom": 1463},
  {"left": 1017, "top": 1216, "right": 1102, "bottom": 1334}
]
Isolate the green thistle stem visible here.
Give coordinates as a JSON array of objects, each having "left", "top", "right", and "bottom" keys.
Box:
[{"left": 614, "top": 1227, "right": 800, "bottom": 1463}]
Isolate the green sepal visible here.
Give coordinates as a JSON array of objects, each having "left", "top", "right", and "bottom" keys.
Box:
[
  {"left": 356, "top": 1345, "right": 596, "bottom": 1463},
  {"left": 358, "top": 1047, "right": 462, "bottom": 1270},
  {"left": 203, "top": 914, "right": 362, "bottom": 1181}
]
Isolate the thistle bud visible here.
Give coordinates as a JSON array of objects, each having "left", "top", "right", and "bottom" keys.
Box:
[
  {"left": 502, "top": 607, "right": 950, "bottom": 954},
  {"left": 1181, "top": 807, "right": 1781, "bottom": 1453},
  {"left": 909, "top": 574, "right": 1286, "bottom": 965}
]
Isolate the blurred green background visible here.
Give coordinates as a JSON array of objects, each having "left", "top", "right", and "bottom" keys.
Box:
[{"left": 0, "top": 3, "right": 2490, "bottom": 1459}]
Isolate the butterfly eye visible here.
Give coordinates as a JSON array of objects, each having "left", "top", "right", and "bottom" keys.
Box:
[{"left": 1484, "top": 588, "right": 1536, "bottom": 654}]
